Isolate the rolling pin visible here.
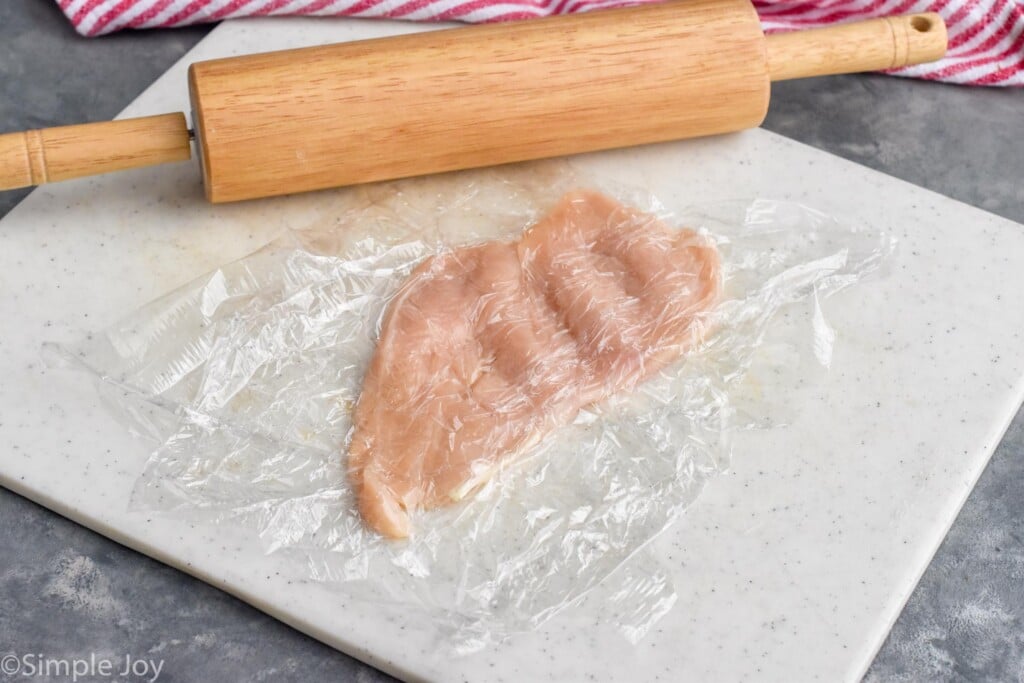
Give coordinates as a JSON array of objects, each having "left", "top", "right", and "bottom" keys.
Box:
[{"left": 0, "top": 0, "right": 946, "bottom": 203}]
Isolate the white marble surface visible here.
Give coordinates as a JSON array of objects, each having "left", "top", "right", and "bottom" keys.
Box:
[{"left": 1, "top": 17, "right": 1023, "bottom": 683}]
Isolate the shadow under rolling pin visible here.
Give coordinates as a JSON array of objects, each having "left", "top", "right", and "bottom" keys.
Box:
[{"left": 0, "top": 0, "right": 946, "bottom": 203}]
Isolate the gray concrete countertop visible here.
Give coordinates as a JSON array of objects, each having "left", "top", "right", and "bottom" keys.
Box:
[{"left": 1, "top": 1, "right": 1022, "bottom": 680}]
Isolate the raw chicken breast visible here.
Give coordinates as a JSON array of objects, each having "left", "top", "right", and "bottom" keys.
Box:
[{"left": 348, "top": 190, "right": 720, "bottom": 538}]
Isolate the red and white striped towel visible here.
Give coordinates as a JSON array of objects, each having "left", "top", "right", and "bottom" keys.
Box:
[{"left": 57, "top": 0, "right": 1023, "bottom": 85}]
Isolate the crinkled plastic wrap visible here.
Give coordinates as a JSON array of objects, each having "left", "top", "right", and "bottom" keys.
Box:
[{"left": 61, "top": 164, "right": 893, "bottom": 651}]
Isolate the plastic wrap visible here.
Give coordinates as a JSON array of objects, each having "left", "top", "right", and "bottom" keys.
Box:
[{"left": 59, "top": 164, "right": 894, "bottom": 650}]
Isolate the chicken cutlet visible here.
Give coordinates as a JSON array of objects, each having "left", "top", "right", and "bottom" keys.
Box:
[{"left": 348, "top": 190, "right": 720, "bottom": 538}]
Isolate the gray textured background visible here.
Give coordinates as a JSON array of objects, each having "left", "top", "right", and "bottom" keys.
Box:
[{"left": 1, "top": 0, "right": 1022, "bottom": 680}]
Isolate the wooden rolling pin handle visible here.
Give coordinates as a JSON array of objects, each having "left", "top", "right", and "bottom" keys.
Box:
[
  {"left": 0, "top": 113, "right": 192, "bottom": 191},
  {"left": 766, "top": 13, "right": 948, "bottom": 81}
]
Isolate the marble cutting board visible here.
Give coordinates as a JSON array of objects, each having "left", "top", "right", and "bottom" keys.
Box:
[{"left": 2, "top": 17, "right": 1024, "bottom": 683}]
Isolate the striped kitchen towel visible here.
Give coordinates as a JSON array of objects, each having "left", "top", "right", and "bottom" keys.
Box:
[{"left": 58, "top": 0, "right": 1023, "bottom": 86}]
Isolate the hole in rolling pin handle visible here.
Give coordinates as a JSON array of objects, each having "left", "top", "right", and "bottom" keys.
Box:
[{"left": 910, "top": 16, "right": 932, "bottom": 32}]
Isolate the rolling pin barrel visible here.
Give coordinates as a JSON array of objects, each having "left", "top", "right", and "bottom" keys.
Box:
[
  {"left": 189, "top": 0, "right": 771, "bottom": 202},
  {"left": 0, "top": 1, "right": 947, "bottom": 202}
]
